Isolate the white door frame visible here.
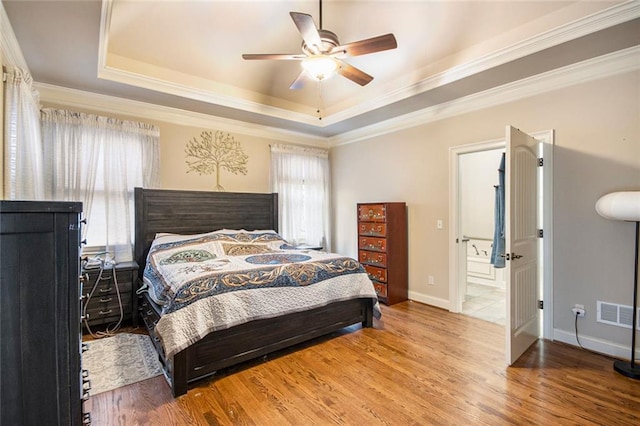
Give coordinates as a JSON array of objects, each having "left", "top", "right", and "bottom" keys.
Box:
[{"left": 448, "top": 130, "right": 554, "bottom": 340}]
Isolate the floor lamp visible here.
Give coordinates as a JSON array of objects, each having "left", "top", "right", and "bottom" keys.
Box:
[{"left": 596, "top": 191, "right": 640, "bottom": 379}]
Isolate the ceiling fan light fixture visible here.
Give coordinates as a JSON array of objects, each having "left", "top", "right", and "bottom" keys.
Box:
[{"left": 301, "top": 55, "right": 338, "bottom": 81}]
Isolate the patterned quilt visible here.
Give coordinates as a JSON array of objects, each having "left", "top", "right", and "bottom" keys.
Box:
[{"left": 141, "top": 230, "right": 380, "bottom": 358}]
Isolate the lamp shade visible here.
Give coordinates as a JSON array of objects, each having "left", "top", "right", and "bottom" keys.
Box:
[
  {"left": 302, "top": 55, "right": 338, "bottom": 81},
  {"left": 596, "top": 191, "right": 640, "bottom": 222}
]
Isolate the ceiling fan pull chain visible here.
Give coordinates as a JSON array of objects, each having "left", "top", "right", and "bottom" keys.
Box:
[{"left": 317, "top": 81, "right": 324, "bottom": 121}]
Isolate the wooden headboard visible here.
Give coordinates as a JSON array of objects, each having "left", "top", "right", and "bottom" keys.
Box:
[{"left": 134, "top": 187, "right": 278, "bottom": 276}]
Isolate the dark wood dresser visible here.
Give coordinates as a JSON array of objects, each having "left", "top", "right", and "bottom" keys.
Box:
[
  {"left": 82, "top": 261, "right": 139, "bottom": 330},
  {"left": 0, "top": 201, "right": 89, "bottom": 425},
  {"left": 357, "top": 202, "right": 408, "bottom": 305}
]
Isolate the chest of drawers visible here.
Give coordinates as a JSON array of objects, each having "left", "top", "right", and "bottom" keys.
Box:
[
  {"left": 357, "top": 202, "right": 408, "bottom": 305},
  {"left": 1, "top": 201, "right": 86, "bottom": 425}
]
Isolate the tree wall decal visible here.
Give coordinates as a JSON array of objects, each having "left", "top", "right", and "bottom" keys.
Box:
[{"left": 185, "top": 130, "right": 249, "bottom": 191}]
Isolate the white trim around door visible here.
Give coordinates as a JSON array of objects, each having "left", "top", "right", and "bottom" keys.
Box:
[{"left": 448, "top": 129, "right": 554, "bottom": 340}]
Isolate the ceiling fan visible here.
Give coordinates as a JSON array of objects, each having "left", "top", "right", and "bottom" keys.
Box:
[{"left": 242, "top": 0, "right": 397, "bottom": 89}]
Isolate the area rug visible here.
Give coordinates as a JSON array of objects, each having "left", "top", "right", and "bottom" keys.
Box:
[{"left": 83, "top": 333, "right": 163, "bottom": 395}]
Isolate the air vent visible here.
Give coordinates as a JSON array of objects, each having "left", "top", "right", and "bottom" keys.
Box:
[{"left": 597, "top": 301, "right": 640, "bottom": 330}]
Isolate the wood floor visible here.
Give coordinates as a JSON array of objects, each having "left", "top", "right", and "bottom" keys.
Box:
[{"left": 86, "top": 301, "right": 640, "bottom": 425}]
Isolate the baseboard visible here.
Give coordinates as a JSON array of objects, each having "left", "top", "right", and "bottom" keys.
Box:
[
  {"left": 403, "top": 294, "right": 638, "bottom": 360},
  {"left": 408, "top": 291, "right": 450, "bottom": 311},
  {"left": 553, "top": 328, "right": 639, "bottom": 360}
]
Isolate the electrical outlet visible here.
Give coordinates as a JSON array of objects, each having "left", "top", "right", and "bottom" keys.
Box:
[
  {"left": 572, "top": 304, "right": 585, "bottom": 317},
  {"left": 428, "top": 275, "right": 435, "bottom": 285},
  {"left": 436, "top": 219, "right": 443, "bottom": 230}
]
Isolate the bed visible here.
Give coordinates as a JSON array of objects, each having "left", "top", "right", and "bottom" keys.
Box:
[{"left": 134, "top": 187, "right": 379, "bottom": 397}]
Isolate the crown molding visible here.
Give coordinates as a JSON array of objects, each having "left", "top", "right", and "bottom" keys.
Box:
[
  {"left": 15, "top": 1, "right": 640, "bottom": 149},
  {"left": 0, "top": 2, "right": 29, "bottom": 70},
  {"left": 35, "top": 82, "right": 328, "bottom": 148},
  {"left": 97, "top": 0, "right": 640, "bottom": 128},
  {"left": 35, "top": 44, "right": 639, "bottom": 150},
  {"left": 97, "top": 64, "right": 322, "bottom": 127},
  {"left": 322, "top": 1, "right": 640, "bottom": 127},
  {"left": 98, "top": 0, "right": 320, "bottom": 127},
  {"left": 328, "top": 45, "right": 640, "bottom": 147}
]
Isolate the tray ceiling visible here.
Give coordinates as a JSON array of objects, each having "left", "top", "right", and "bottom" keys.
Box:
[{"left": 3, "top": 0, "right": 638, "bottom": 138}]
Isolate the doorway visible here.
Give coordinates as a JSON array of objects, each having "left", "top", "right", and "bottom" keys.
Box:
[
  {"left": 448, "top": 130, "right": 554, "bottom": 342},
  {"left": 458, "top": 148, "right": 506, "bottom": 325}
]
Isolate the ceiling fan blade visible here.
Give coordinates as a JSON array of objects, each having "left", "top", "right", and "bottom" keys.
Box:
[
  {"left": 242, "top": 53, "right": 306, "bottom": 60},
  {"left": 332, "top": 33, "right": 397, "bottom": 57},
  {"left": 289, "top": 71, "right": 308, "bottom": 90},
  {"left": 290, "top": 12, "right": 322, "bottom": 53},
  {"left": 336, "top": 60, "right": 374, "bottom": 86}
]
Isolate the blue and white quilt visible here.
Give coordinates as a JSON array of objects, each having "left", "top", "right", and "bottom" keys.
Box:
[{"left": 141, "top": 230, "right": 380, "bottom": 358}]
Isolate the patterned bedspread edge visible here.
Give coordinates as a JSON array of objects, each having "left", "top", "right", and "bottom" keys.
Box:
[{"left": 154, "top": 272, "right": 380, "bottom": 359}]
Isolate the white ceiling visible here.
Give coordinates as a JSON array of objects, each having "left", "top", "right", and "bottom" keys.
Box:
[{"left": 3, "top": 0, "right": 639, "bottom": 138}]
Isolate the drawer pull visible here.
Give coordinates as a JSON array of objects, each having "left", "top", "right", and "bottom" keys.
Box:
[
  {"left": 99, "top": 287, "right": 113, "bottom": 293},
  {"left": 99, "top": 309, "right": 113, "bottom": 316},
  {"left": 99, "top": 297, "right": 113, "bottom": 303}
]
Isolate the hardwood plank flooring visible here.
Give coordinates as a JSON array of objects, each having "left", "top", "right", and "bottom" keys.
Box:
[{"left": 86, "top": 301, "right": 640, "bottom": 425}]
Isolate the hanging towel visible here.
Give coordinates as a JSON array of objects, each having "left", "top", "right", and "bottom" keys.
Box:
[{"left": 490, "top": 153, "right": 506, "bottom": 268}]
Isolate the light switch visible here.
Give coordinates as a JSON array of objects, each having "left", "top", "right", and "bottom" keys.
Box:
[{"left": 436, "top": 219, "right": 443, "bottom": 229}]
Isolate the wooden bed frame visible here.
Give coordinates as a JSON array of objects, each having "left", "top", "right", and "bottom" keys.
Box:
[{"left": 134, "top": 188, "right": 374, "bottom": 397}]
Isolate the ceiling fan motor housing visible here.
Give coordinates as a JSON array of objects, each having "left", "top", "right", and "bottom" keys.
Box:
[{"left": 302, "top": 29, "right": 340, "bottom": 55}]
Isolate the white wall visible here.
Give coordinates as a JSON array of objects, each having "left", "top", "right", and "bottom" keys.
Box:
[
  {"left": 330, "top": 70, "right": 640, "bottom": 354},
  {"left": 459, "top": 148, "right": 504, "bottom": 240}
]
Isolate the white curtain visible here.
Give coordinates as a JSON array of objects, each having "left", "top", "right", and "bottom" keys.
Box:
[
  {"left": 41, "top": 108, "right": 160, "bottom": 262},
  {"left": 270, "top": 144, "right": 331, "bottom": 249},
  {"left": 3, "top": 66, "right": 44, "bottom": 199}
]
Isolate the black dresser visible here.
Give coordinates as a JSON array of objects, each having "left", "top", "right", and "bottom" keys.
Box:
[{"left": 0, "top": 201, "right": 88, "bottom": 425}]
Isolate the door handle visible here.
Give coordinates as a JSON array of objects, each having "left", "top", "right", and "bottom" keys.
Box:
[{"left": 499, "top": 253, "right": 523, "bottom": 260}]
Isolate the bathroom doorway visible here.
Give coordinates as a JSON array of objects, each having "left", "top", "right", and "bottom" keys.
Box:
[
  {"left": 458, "top": 147, "right": 506, "bottom": 325},
  {"left": 449, "top": 130, "right": 554, "bottom": 343}
]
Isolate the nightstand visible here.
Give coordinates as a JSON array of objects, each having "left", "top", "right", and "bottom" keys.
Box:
[{"left": 81, "top": 261, "right": 139, "bottom": 329}]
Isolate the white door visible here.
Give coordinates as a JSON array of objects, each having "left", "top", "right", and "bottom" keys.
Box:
[{"left": 505, "top": 125, "right": 540, "bottom": 364}]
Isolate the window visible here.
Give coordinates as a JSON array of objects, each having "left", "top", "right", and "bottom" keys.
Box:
[
  {"left": 270, "top": 144, "right": 330, "bottom": 249},
  {"left": 41, "top": 109, "right": 160, "bottom": 261}
]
